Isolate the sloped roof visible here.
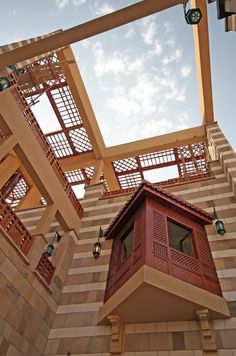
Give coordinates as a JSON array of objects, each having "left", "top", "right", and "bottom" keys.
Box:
[{"left": 105, "top": 179, "right": 213, "bottom": 238}]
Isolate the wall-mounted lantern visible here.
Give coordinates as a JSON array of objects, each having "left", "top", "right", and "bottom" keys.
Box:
[
  {"left": 0, "top": 77, "right": 11, "bottom": 91},
  {"left": 44, "top": 231, "right": 62, "bottom": 257},
  {"left": 93, "top": 226, "right": 103, "bottom": 258},
  {"left": 213, "top": 207, "right": 226, "bottom": 236},
  {"left": 183, "top": 0, "right": 202, "bottom": 25}
]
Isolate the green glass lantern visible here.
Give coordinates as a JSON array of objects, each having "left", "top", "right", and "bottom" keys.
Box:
[
  {"left": 0, "top": 77, "right": 11, "bottom": 91},
  {"left": 93, "top": 241, "right": 102, "bottom": 258},
  {"left": 215, "top": 219, "right": 226, "bottom": 236},
  {"left": 44, "top": 244, "right": 54, "bottom": 257},
  {"left": 183, "top": 1, "right": 202, "bottom": 25},
  {"left": 93, "top": 226, "right": 103, "bottom": 258},
  {"left": 44, "top": 231, "right": 62, "bottom": 257},
  {"left": 213, "top": 207, "right": 226, "bottom": 236}
]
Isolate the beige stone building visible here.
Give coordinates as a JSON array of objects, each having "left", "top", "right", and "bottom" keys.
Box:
[{"left": 0, "top": 1, "right": 236, "bottom": 355}]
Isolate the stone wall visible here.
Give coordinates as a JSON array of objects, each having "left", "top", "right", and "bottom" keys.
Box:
[
  {"left": 1, "top": 123, "right": 236, "bottom": 355},
  {"left": 0, "top": 208, "right": 76, "bottom": 355},
  {"left": 45, "top": 123, "right": 236, "bottom": 356}
]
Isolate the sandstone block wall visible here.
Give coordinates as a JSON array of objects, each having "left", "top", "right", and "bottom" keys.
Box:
[{"left": 1, "top": 123, "right": 236, "bottom": 355}]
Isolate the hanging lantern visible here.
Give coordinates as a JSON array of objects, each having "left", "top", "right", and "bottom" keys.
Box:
[
  {"left": 183, "top": 1, "right": 202, "bottom": 25},
  {"left": 44, "top": 244, "right": 55, "bottom": 257},
  {"left": 44, "top": 231, "right": 62, "bottom": 257},
  {"left": 215, "top": 219, "right": 226, "bottom": 236},
  {"left": 93, "top": 226, "right": 103, "bottom": 258},
  {"left": 213, "top": 207, "right": 226, "bottom": 236},
  {"left": 93, "top": 241, "right": 102, "bottom": 258},
  {"left": 0, "top": 77, "right": 11, "bottom": 91}
]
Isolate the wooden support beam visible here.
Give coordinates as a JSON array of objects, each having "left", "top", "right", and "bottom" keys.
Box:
[
  {"left": 57, "top": 47, "right": 106, "bottom": 158},
  {"left": 58, "top": 152, "right": 97, "bottom": 172},
  {"left": 0, "top": 0, "right": 182, "bottom": 70},
  {"left": 0, "top": 135, "right": 17, "bottom": 161},
  {"left": 90, "top": 159, "right": 104, "bottom": 185},
  {"left": 0, "top": 154, "right": 20, "bottom": 189},
  {"left": 33, "top": 204, "right": 57, "bottom": 236},
  {"left": 103, "top": 125, "right": 206, "bottom": 162},
  {"left": 0, "top": 90, "right": 81, "bottom": 234},
  {"left": 103, "top": 162, "right": 120, "bottom": 190},
  {"left": 16, "top": 185, "right": 42, "bottom": 210},
  {"left": 191, "top": 0, "right": 214, "bottom": 124}
]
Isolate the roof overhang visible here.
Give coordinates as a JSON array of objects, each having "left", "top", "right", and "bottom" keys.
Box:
[{"left": 105, "top": 180, "right": 213, "bottom": 238}]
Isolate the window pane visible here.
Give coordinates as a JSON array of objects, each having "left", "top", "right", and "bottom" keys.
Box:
[
  {"left": 167, "top": 220, "right": 193, "bottom": 256},
  {"left": 122, "top": 226, "right": 134, "bottom": 260}
]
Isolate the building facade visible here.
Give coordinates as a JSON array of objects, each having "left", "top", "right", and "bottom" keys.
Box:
[{"left": 0, "top": 1, "right": 236, "bottom": 355}]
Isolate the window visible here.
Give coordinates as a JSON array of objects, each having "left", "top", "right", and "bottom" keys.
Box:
[
  {"left": 167, "top": 220, "right": 193, "bottom": 256},
  {"left": 122, "top": 225, "right": 134, "bottom": 260}
]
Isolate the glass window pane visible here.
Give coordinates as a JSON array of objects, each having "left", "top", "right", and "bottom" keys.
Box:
[
  {"left": 122, "top": 226, "right": 134, "bottom": 260},
  {"left": 167, "top": 220, "right": 193, "bottom": 256}
]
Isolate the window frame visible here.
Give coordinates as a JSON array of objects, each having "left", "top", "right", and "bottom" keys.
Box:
[
  {"left": 120, "top": 223, "right": 135, "bottom": 262},
  {"left": 167, "top": 218, "right": 196, "bottom": 258}
]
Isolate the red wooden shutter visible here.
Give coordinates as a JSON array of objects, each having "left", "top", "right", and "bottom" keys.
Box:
[{"left": 152, "top": 210, "right": 169, "bottom": 273}]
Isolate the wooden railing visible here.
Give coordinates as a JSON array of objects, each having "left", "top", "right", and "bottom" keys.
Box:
[
  {"left": 0, "top": 193, "right": 34, "bottom": 255},
  {"left": 9, "top": 78, "right": 83, "bottom": 219},
  {"left": 35, "top": 253, "right": 56, "bottom": 285}
]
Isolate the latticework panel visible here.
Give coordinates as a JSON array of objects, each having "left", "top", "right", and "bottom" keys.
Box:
[
  {"left": 40, "top": 197, "right": 47, "bottom": 206},
  {"left": 5, "top": 177, "right": 29, "bottom": 209},
  {"left": 64, "top": 166, "right": 95, "bottom": 186},
  {"left": 65, "top": 169, "right": 85, "bottom": 184},
  {"left": 118, "top": 172, "right": 143, "bottom": 189},
  {"left": 112, "top": 142, "right": 210, "bottom": 190},
  {"left": 49, "top": 85, "right": 82, "bottom": 127},
  {"left": 13, "top": 52, "right": 93, "bottom": 159},
  {"left": 84, "top": 166, "right": 95, "bottom": 180},
  {"left": 69, "top": 128, "right": 93, "bottom": 153},
  {"left": 113, "top": 157, "right": 138, "bottom": 173},
  {"left": 17, "top": 53, "right": 65, "bottom": 103},
  {"left": 140, "top": 149, "right": 176, "bottom": 168},
  {"left": 46, "top": 132, "right": 73, "bottom": 158}
]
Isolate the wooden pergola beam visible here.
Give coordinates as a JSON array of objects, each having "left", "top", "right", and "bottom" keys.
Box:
[
  {"left": 103, "top": 125, "right": 206, "bottom": 162},
  {"left": 192, "top": 0, "right": 214, "bottom": 124},
  {"left": 57, "top": 47, "right": 106, "bottom": 158},
  {"left": 0, "top": 0, "right": 182, "bottom": 70},
  {"left": 58, "top": 151, "right": 97, "bottom": 171},
  {"left": 56, "top": 125, "right": 206, "bottom": 172}
]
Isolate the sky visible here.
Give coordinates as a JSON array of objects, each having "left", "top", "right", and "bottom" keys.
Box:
[
  {"left": 0, "top": 0, "right": 235, "bottom": 147},
  {"left": 0, "top": 1, "right": 235, "bottom": 196}
]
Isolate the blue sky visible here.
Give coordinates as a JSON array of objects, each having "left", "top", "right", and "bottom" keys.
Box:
[{"left": 0, "top": 0, "right": 235, "bottom": 151}]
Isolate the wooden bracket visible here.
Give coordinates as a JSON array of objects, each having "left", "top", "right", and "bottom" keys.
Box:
[
  {"left": 196, "top": 308, "right": 217, "bottom": 352},
  {"left": 107, "top": 315, "right": 124, "bottom": 354}
]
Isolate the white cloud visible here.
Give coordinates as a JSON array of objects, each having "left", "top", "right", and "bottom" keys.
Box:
[
  {"left": 81, "top": 39, "right": 90, "bottom": 49},
  {"left": 141, "top": 20, "right": 157, "bottom": 45},
  {"left": 54, "top": 0, "right": 86, "bottom": 8},
  {"left": 92, "top": 43, "right": 146, "bottom": 77},
  {"left": 154, "top": 40, "right": 163, "bottom": 55},
  {"left": 125, "top": 28, "right": 136, "bottom": 39},
  {"left": 176, "top": 88, "right": 186, "bottom": 102},
  {"left": 162, "top": 49, "right": 182, "bottom": 65},
  {"left": 142, "top": 118, "right": 172, "bottom": 137},
  {"left": 94, "top": 50, "right": 126, "bottom": 77},
  {"left": 55, "top": 0, "right": 69, "bottom": 8},
  {"left": 95, "top": 3, "right": 114, "bottom": 16},
  {"left": 181, "top": 65, "right": 192, "bottom": 78},
  {"left": 12, "top": 9, "right": 17, "bottom": 16},
  {"left": 177, "top": 112, "right": 189, "bottom": 130},
  {"left": 107, "top": 73, "right": 160, "bottom": 118},
  {"left": 72, "top": 0, "right": 86, "bottom": 4}
]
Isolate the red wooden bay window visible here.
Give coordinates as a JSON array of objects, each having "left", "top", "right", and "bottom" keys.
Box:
[{"left": 104, "top": 180, "right": 222, "bottom": 302}]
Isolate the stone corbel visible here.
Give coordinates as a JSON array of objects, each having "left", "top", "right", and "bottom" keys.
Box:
[
  {"left": 196, "top": 309, "right": 217, "bottom": 352},
  {"left": 107, "top": 315, "right": 124, "bottom": 354}
]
